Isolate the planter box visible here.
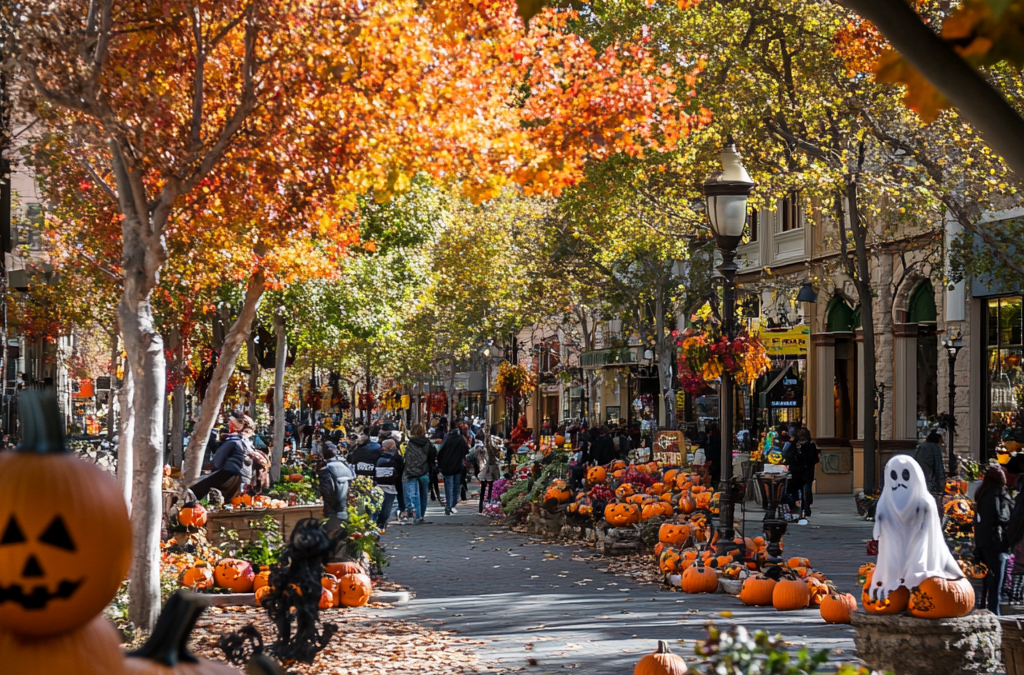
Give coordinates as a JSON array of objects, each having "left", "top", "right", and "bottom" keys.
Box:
[{"left": 205, "top": 505, "right": 322, "bottom": 546}]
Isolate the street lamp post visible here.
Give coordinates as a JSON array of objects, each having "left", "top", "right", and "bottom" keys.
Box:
[
  {"left": 941, "top": 327, "right": 964, "bottom": 475},
  {"left": 703, "top": 139, "right": 755, "bottom": 549}
]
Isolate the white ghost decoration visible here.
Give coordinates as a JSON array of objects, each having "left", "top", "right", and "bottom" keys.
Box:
[{"left": 868, "top": 454, "right": 962, "bottom": 601}]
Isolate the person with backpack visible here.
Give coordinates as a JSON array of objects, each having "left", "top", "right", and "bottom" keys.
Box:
[
  {"left": 437, "top": 425, "right": 469, "bottom": 515},
  {"left": 975, "top": 465, "right": 1014, "bottom": 614},
  {"left": 319, "top": 442, "right": 355, "bottom": 523},
  {"left": 403, "top": 424, "right": 433, "bottom": 523},
  {"left": 348, "top": 434, "right": 382, "bottom": 478}
]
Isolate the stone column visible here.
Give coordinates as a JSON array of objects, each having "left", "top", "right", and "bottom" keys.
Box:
[
  {"left": 892, "top": 323, "right": 919, "bottom": 440},
  {"left": 812, "top": 334, "right": 836, "bottom": 438}
]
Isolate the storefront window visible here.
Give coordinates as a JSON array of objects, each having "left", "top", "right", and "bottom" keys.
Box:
[{"left": 986, "top": 297, "right": 1024, "bottom": 458}]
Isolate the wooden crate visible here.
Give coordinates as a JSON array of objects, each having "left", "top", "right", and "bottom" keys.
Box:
[
  {"left": 1003, "top": 617, "right": 1024, "bottom": 675},
  {"left": 205, "top": 505, "right": 322, "bottom": 546}
]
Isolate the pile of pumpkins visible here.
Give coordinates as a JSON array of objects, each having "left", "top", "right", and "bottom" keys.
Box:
[
  {"left": 737, "top": 558, "right": 857, "bottom": 624},
  {"left": 179, "top": 558, "right": 373, "bottom": 609},
  {"left": 857, "top": 561, "right": 975, "bottom": 620},
  {"left": 229, "top": 493, "right": 289, "bottom": 509}
]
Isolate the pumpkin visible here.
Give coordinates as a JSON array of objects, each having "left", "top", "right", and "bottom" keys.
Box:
[
  {"left": 944, "top": 497, "right": 975, "bottom": 524},
  {"left": 254, "top": 585, "right": 273, "bottom": 607},
  {"left": 787, "top": 557, "right": 811, "bottom": 569},
  {"left": 1, "top": 613, "right": 127, "bottom": 675},
  {"left": 326, "top": 561, "right": 366, "bottom": 577},
  {"left": 634, "top": 640, "right": 687, "bottom": 675},
  {"left": 693, "top": 492, "right": 712, "bottom": 509},
  {"left": 739, "top": 576, "right": 776, "bottom": 606},
  {"left": 338, "top": 572, "right": 373, "bottom": 607},
  {"left": 681, "top": 564, "right": 719, "bottom": 594},
  {"left": 287, "top": 474, "right": 304, "bottom": 483},
  {"left": 772, "top": 578, "right": 811, "bottom": 610},
  {"left": 178, "top": 502, "right": 208, "bottom": 529},
  {"left": 544, "top": 481, "right": 573, "bottom": 506},
  {"left": 616, "top": 484, "right": 635, "bottom": 499},
  {"left": 658, "top": 522, "right": 691, "bottom": 546},
  {"left": 649, "top": 483, "right": 665, "bottom": 495},
  {"left": 124, "top": 590, "right": 239, "bottom": 675},
  {"left": 610, "top": 460, "right": 627, "bottom": 471},
  {"left": 604, "top": 503, "right": 641, "bottom": 527},
  {"left": 659, "top": 547, "right": 682, "bottom": 575},
  {"left": 807, "top": 578, "right": 829, "bottom": 605},
  {"left": 554, "top": 435, "right": 566, "bottom": 446},
  {"left": 213, "top": 558, "right": 255, "bottom": 592},
  {"left": 642, "top": 502, "right": 672, "bottom": 521},
  {"left": 319, "top": 587, "right": 334, "bottom": 610},
  {"left": 587, "top": 466, "right": 607, "bottom": 485},
  {"left": 857, "top": 562, "right": 875, "bottom": 587},
  {"left": 677, "top": 495, "right": 696, "bottom": 514},
  {"left": 820, "top": 592, "right": 857, "bottom": 624},
  {"left": 663, "top": 469, "right": 679, "bottom": 486},
  {"left": 909, "top": 576, "right": 974, "bottom": 619},
  {"left": 321, "top": 573, "right": 341, "bottom": 607},
  {"left": 179, "top": 561, "right": 215, "bottom": 590},
  {"left": 252, "top": 566, "right": 271, "bottom": 592},
  {"left": 861, "top": 570, "right": 910, "bottom": 614},
  {"left": 0, "top": 391, "right": 133, "bottom": 637},
  {"left": 646, "top": 462, "right": 660, "bottom": 474}
]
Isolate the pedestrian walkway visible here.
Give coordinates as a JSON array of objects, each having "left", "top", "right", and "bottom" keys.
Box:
[{"left": 382, "top": 492, "right": 874, "bottom": 673}]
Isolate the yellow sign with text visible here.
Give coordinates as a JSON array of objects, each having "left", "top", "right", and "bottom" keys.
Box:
[{"left": 760, "top": 325, "right": 810, "bottom": 357}]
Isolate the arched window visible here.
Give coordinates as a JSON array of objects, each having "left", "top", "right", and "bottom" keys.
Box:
[
  {"left": 908, "top": 281, "right": 937, "bottom": 324},
  {"left": 826, "top": 297, "right": 856, "bottom": 333}
]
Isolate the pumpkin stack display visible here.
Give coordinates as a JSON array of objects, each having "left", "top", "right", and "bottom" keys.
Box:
[{"left": 0, "top": 391, "right": 133, "bottom": 675}]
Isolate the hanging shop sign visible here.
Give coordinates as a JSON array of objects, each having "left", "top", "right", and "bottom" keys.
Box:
[
  {"left": 652, "top": 430, "right": 685, "bottom": 466},
  {"left": 760, "top": 325, "right": 810, "bottom": 357}
]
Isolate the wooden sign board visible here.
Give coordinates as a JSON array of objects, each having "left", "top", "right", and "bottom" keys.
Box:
[{"left": 653, "top": 430, "right": 685, "bottom": 466}]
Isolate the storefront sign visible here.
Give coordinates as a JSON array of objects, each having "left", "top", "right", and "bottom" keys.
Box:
[
  {"left": 653, "top": 430, "right": 684, "bottom": 465},
  {"left": 760, "top": 325, "right": 809, "bottom": 357}
]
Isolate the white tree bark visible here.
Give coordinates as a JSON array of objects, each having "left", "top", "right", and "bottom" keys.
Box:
[
  {"left": 116, "top": 360, "right": 134, "bottom": 512},
  {"left": 182, "top": 273, "right": 266, "bottom": 485},
  {"left": 655, "top": 288, "right": 677, "bottom": 430},
  {"left": 271, "top": 314, "right": 287, "bottom": 483},
  {"left": 247, "top": 334, "right": 259, "bottom": 420}
]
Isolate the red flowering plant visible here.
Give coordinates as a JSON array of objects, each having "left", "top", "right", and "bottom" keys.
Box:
[{"left": 677, "top": 306, "right": 772, "bottom": 396}]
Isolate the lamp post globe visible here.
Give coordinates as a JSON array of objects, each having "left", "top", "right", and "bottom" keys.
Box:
[{"left": 703, "top": 139, "right": 753, "bottom": 555}]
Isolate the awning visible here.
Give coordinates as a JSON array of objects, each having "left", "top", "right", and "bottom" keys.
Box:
[{"left": 580, "top": 348, "right": 638, "bottom": 369}]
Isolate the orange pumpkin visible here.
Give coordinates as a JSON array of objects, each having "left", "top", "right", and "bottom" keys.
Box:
[
  {"left": 820, "top": 592, "right": 857, "bottom": 624},
  {"left": 319, "top": 587, "right": 334, "bottom": 610},
  {"left": 253, "top": 565, "right": 271, "bottom": 592},
  {"left": 213, "top": 558, "right": 255, "bottom": 592},
  {"left": 179, "top": 561, "right": 215, "bottom": 590},
  {"left": 677, "top": 494, "right": 696, "bottom": 514},
  {"left": 642, "top": 502, "right": 673, "bottom": 521},
  {"left": 807, "top": 578, "right": 829, "bottom": 605},
  {"left": 322, "top": 573, "right": 341, "bottom": 607},
  {"left": 610, "top": 460, "right": 627, "bottom": 471},
  {"left": 773, "top": 578, "right": 811, "bottom": 610},
  {"left": 178, "top": 501, "right": 208, "bottom": 528},
  {"left": 338, "top": 572, "right": 373, "bottom": 607},
  {"left": 287, "top": 473, "right": 304, "bottom": 483},
  {"left": 2, "top": 614, "right": 127, "bottom": 675},
  {"left": 648, "top": 482, "right": 666, "bottom": 495},
  {"left": 587, "top": 466, "right": 608, "bottom": 485},
  {"left": 740, "top": 575, "right": 777, "bottom": 605},
  {"left": 681, "top": 564, "right": 719, "bottom": 594},
  {"left": 663, "top": 469, "right": 679, "bottom": 486},
  {"left": 616, "top": 484, "right": 635, "bottom": 499},
  {"left": 124, "top": 591, "right": 239, "bottom": 675},
  {"left": 861, "top": 570, "right": 909, "bottom": 614},
  {"left": 787, "top": 557, "right": 811, "bottom": 569},
  {"left": 694, "top": 492, "right": 712, "bottom": 509},
  {"left": 646, "top": 462, "right": 660, "bottom": 474},
  {"left": 604, "top": 503, "right": 641, "bottom": 527},
  {"left": 658, "top": 522, "right": 691, "bottom": 546},
  {"left": 909, "top": 576, "right": 975, "bottom": 619},
  {"left": 326, "top": 561, "right": 366, "bottom": 577},
  {"left": 544, "top": 480, "right": 573, "bottom": 506},
  {"left": 255, "top": 585, "right": 273, "bottom": 607},
  {"left": 0, "top": 391, "right": 133, "bottom": 638},
  {"left": 659, "top": 546, "right": 682, "bottom": 575},
  {"left": 634, "top": 640, "right": 687, "bottom": 675}
]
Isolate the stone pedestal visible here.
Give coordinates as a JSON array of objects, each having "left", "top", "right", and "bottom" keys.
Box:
[{"left": 852, "top": 610, "right": 1002, "bottom": 675}]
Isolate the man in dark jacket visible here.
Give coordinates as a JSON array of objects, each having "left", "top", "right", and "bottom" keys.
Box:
[
  {"left": 374, "top": 439, "right": 404, "bottom": 531},
  {"left": 437, "top": 428, "right": 469, "bottom": 515},
  {"left": 190, "top": 417, "right": 247, "bottom": 501},
  {"left": 591, "top": 427, "right": 617, "bottom": 466},
  {"left": 348, "top": 435, "right": 382, "bottom": 478},
  {"left": 403, "top": 425, "right": 434, "bottom": 523},
  {"left": 319, "top": 442, "right": 355, "bottom": 522}
]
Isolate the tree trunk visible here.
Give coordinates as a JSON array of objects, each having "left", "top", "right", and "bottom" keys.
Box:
[
  {"left": 119, "top": 278, "right": 166, "bottom": 634},
  {"left": 106, "top": 331, "right": 119, "bottom": 440},
  {"left": 168, "top": 327, "right": 184, "bottom": 468},
  {"left": 246, "top": 333, "right": 259, "bottom": 420},
  {"left": 446, "top": 364, "right": 456, "bottom": 423},
  {"left": 182, "top": 273, "right": 265, "bottom": 485},
  {"left": 116, "top": 360, "right": 134, "bottom": 512},
  {"left": 271, "top": 314, "right": 287, "bottom": 483},
  {"left": 847, "top": 181, "right": 878, "bottom": 493},
  {"left": 655, "top": 288, "right": 676, "bottom": 430}
]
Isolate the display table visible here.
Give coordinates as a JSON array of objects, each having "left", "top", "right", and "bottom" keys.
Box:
[{"left": 204, "top": 505, "right": 323, "bottom": 546}]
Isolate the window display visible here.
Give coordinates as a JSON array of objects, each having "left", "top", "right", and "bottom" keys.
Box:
[{"left": 985, "top": 297, "right": 1024, "bottom": 458}]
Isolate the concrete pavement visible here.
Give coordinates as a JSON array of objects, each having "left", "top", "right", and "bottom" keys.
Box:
[{"left": 380, "top": 492, "right": 874, "bottom": 673}]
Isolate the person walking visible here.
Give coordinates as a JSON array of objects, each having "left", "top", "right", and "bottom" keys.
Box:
[
  {"left": 914, "top": 431, "right": 947, "bottom": 508},
  {"left": 975, "top": 465, "right": 1013, "bottom": 614},
  {"left": 319, "top": 442, "right": 355, "bottom": 537},
  {"left": 403, "top": 424, "right": 433, "bottom": 523},
  {"left": 460, "top": 422, "right": 473, "bottom": 501},
  {"left": 437, "top": 425, "right": 469, "bottom": 515},
  {"left": 792, "top": 428, "right": 819, "bottom": 518},
  {"left": 374, "top": 439, "right": 404, "bottom": 532},
  {"left": 348, "top": 434, "right": 382, "bottom": 479},
  {"left": 591, "top": 426, "right": 617, "bottom": 465},
  {"left": 476, "top": 433, "right": 501, "bottom": 513}
]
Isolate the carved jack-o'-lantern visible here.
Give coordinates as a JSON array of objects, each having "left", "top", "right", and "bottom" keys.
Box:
[{"left": 0, "top": 391, "right": 132, "bottom": 637}]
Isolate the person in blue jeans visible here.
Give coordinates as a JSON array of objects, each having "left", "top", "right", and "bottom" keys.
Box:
[
  {"left": 437, "top": 426, "right": 469, "bottom": 515},
  {"left": 402, "top": 425, "right": 434, "bottom": 523},
  {"left": 374, "top": 439, "right": 404, "bottom": 532}
]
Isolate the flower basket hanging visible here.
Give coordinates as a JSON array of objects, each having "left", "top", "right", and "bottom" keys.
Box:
[
  {"left": 496, "top": 362, "right": 537, "bottom": 400},
  {"left": 677, "top": 326, "right": 771, "bottom": 397}
]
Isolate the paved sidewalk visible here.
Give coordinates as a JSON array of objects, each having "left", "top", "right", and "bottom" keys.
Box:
[{"left": 381, "top": 492, "right": 874, "bottom": 674}]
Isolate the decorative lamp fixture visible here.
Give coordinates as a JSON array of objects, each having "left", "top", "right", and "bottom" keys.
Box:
[
  {"left": 643, "top": 349, "right": 654, "bottom": 361},
  {"left": 703, "top": 139, "right": 755, "bottom": 252},
  {"left": 796, "top": 282, "right": 818, "bottom": 304}
]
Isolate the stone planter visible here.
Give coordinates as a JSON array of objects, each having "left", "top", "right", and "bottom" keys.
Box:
[
  {"left": 595, "top": 523, "right": 641, "bottom": 556},
  {"left": 851, "top": 610, "right": 1002, "bottom": 675},
  {"left": 717, "top": 579, "right": 743, "bottom": 595}
]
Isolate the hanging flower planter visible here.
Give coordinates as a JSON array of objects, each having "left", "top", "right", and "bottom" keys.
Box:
[
  {"left": 496, "top": 362, "right": 537, "bottom": 401},
  {"left": 676, "top": 326, "right": 771, "bottom": 397}
]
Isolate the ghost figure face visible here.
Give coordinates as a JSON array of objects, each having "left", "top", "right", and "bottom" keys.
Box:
[{"left": 884, "top": 454, "right": 928, "bottom": 513}]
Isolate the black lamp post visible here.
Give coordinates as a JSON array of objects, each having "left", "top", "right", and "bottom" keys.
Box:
[
  {"left": 941, "top": 326, "right": 964, "bottom": 475},
  {"left": 703, "top": 139, "right": 755, "bottom": 548}
]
